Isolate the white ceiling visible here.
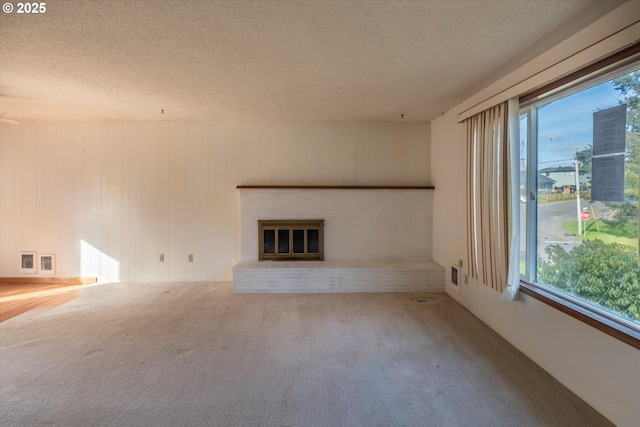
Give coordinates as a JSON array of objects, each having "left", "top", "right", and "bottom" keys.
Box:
[{"left": 0, "top": 0, "right": 627, "bottom": 122}]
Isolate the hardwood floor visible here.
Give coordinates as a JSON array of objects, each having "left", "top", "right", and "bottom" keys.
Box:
[{"left": 0, "top": 278, "right": 96, "bottom": 322}]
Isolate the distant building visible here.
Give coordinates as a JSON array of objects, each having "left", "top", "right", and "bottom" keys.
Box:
[
  {"left": 538, "top": 165, "right": 589, "bottom": 189},
  {"left": 520, "top": 170, "right": 557, "bottom": 194}
]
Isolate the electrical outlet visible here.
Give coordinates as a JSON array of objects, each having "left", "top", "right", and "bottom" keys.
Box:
[
  {"left": 188, "top": 254, "right": 193, "bottom": 262},
  {"left": 159, "top": 253, "right": 165, "bottom": 263}
]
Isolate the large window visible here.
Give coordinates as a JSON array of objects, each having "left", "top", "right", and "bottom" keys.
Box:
[{"left": 520, "top": 63, "right": 639, "bottom": 333}]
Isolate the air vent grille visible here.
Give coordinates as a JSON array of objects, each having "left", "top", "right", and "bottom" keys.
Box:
[{"left": 414, "top": 298, "right": 438, "bottom": 304}]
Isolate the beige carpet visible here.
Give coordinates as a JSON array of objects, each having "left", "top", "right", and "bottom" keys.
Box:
[{"left": 0, "top": 281, "right": 612, "bottom": 426}]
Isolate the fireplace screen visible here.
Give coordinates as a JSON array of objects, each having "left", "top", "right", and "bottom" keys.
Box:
[{"left": 258, "top": 220, "right": 324, "bottom": 261}]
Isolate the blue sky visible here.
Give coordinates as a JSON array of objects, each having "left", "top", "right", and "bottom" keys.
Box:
[{"left": 526, "top": 80, "right": 626, "bottom": 167}]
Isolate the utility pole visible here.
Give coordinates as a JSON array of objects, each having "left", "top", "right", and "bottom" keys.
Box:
[{"left": 575, "top": 149, "right": 582, "bottom": 236}]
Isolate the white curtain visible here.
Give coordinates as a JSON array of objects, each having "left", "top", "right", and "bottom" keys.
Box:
[
  {"left": 465, "top": 99, "right": 519, "bottom": 297},
  {"left": 502, "top": 98, "right": 521, "bottom": 302}
]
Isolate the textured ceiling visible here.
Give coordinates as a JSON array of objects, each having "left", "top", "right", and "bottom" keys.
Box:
[{"left": 0, "top": 0, "right": 628, "bottom": 122}]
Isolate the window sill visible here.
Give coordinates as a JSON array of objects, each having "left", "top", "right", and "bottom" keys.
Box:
[{"left": 519, "top": 282, "right": 640, "bottom": 350}]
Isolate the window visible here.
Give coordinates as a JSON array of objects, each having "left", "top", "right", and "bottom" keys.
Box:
[
  {"left": 258, "top": 220, "right": 324, "bottom": 261},
  {"left": 520, "top": 63, "right": 639, "bottom": 336}
]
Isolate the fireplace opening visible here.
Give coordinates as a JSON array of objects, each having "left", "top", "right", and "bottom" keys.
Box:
[{"left": 259, "top": 220, "right": 324, "bottom": 261}]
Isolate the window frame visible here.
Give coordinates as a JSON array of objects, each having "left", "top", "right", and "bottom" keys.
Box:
[{"left": 518, "top": 47, "right": 640, "bottom": 349}]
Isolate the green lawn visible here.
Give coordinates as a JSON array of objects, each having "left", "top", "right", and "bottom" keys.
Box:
[{"left": 562, "top": 220, "right": 639, "bottom": 249}]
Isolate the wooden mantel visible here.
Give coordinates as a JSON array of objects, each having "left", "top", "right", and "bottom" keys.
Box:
[{"left": 237, "top": 185, "right": 435, "bottom": 190}]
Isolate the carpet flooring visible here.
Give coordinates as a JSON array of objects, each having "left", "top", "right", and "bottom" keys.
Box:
[{"left": 0, "top": 281, "right": 612, "bottom": 426}]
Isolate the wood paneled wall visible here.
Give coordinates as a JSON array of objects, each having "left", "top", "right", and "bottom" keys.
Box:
[{"left": 0, "top": 121, "right": 430, "bottom": 282}]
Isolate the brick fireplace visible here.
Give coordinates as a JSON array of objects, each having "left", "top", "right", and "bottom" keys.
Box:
[{"left": 233, "top": 186, "right": 444, "bottom": 293}]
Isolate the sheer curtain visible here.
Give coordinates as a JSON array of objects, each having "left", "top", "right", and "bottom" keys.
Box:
[{"left": 465, "top": 99, "right": 520, "bottom": 298}]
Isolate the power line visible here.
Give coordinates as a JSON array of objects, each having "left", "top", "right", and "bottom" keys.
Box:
[{"left": 539, "top": 158, "right": 575, "bottom": 164}]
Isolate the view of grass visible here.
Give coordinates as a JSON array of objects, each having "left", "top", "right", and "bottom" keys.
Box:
[{"left": 563, "top": 220, "right": 639, "bottom": 249}]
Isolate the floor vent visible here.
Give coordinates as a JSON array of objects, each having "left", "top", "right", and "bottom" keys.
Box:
[{"left": 414, "top": 298, "right": 438, "bottom": 304}]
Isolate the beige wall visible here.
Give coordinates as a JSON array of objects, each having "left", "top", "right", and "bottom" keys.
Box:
[
  {"left": 0, "top": 121, "right": 430, "bottom": 282},
  {"left": 431, "top": 4, "right": 640, "bottom": 426}
]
